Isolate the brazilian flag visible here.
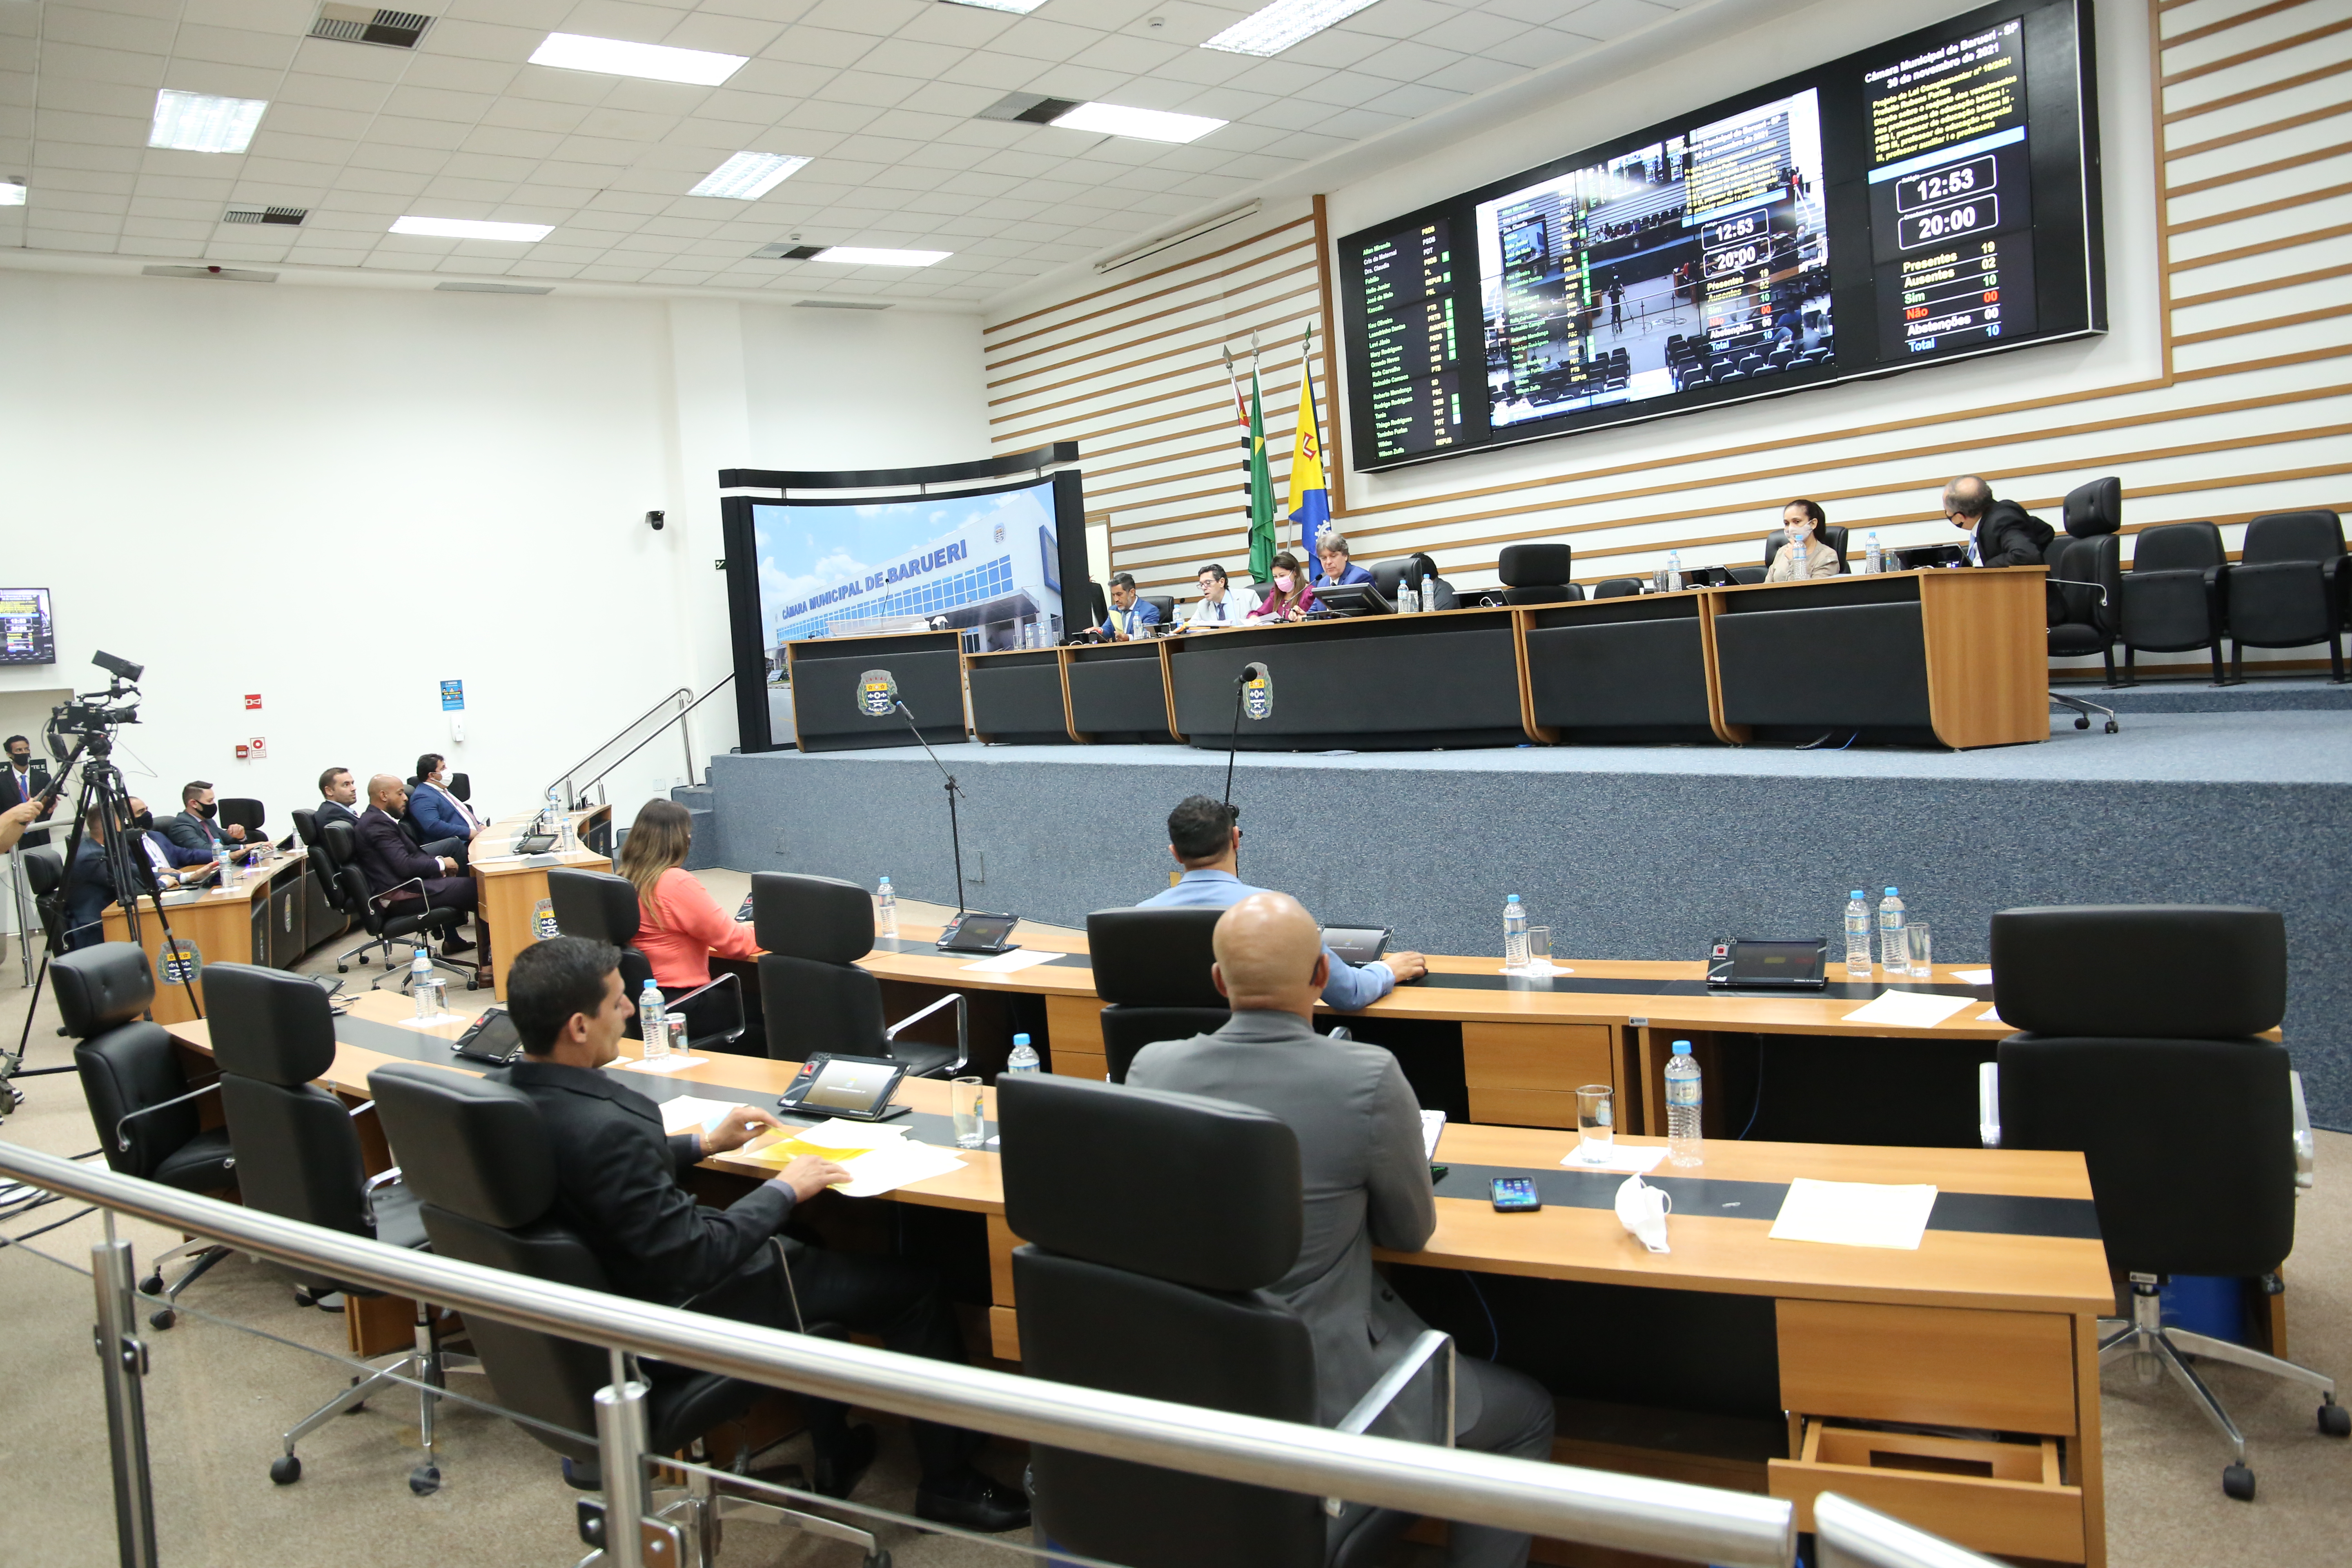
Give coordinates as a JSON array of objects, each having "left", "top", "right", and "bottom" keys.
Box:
[{"left": 1245, "top": 365, "right": 1276, "bottom": 584}]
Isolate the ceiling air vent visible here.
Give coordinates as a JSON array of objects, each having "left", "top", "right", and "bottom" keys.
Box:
[
  {"left": 224, "top": 204, "right": 307, "bottom": 225},
  {"left": 978, "top": 92, "right": 1085, "bottom": 125},
  {"left": 435, "top": 281, "right": 554, "bottom": 294},
  {"left": 142, "top": 265, "right": 278, "bottom": 282},
  {"left": 754, "top": 243, "right": 828, "bottom": 260},
  {"left": 310, "top": 4, "right": 434, "bottom": 49},
  {"left": 795, "top": 299, "right": 891, "bottom": 310}
]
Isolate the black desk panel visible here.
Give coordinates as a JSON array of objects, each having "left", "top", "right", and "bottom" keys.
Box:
[
  {"left": 788, "top": 631, "right": 965, "bottom": 752},
  {"left": 1167, "top": 611, "right": 1527, "bottom": 750},
  {"left": 967, "top": 652, "right": 1069, "bottom": 745},
  {"left": 1713, "top": 577, "right": 1933, "bottom": 734},
  {"left": 1067, "top": 643, "right": 1175, "bottom": 742},
  {"left": 1524, "top": 596, "right": 1715, "bottom": 740}
]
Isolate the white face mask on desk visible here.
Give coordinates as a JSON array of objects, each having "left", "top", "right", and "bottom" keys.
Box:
[{"left": 1615, "top": 1174, "right": 1672, "bottom": 1253}]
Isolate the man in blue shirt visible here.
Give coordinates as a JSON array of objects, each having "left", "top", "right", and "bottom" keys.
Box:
[
  {"left": 1312, "top": 533, "right": 1374, "bottom": 589},
  {"left": 1138, "top": 795, "right": 1425, "bottom": 1010},
  {"left": 1099, "top": 572, "right": 1160, "bottom": 640}
]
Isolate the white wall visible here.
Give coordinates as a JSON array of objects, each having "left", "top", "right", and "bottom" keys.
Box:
[{"left": 0, "top": 269, "right": 989, "bottom": 837}]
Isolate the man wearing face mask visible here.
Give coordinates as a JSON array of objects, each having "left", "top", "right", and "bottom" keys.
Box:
[
  {"left": 130, "top": 797, "right": 214, "bottom": 882},
  {"left": 0, "top": 735, "right": 54, "bottom": 847},
  {"left": 163, "top": 781, "right": 247, "bottom": 856},
  {"left": 407, "top": 753, "right": 483, "bottom": 863}
]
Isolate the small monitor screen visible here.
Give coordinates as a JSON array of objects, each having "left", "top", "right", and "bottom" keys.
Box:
[
  {"left": 0, "top": 589, "right": 55, "bottom": 665},
  {"left": 1728, "top": 940, "right": 1826, "bottom": 984},
  {"left": 803, "top": 1058, "right": 901, "bottom": 1114}
]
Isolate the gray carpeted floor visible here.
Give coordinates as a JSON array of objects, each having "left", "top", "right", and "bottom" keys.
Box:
[{"left": 3, "top": 890, "right": 2345, "bottom": 1567}]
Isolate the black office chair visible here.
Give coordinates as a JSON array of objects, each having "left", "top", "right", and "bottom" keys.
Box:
[
  {"left": 1985, "top": 906, "right": 2345, "bottom": 1501},
  {"left": 18, "top": 840, "right": 67, "bottom": 965},
  {"left": 204, "top": 962, "right": 463, "bottom": 1494},
  {"left": 1592, "top": 577, "right": 1643, "bottom": 599},
  {"left": 1085, "top": 907, "right": 1228, "bottom": 1083},
  {"left": 318, "top": 818, "right": 474, "bottom": 991},
  {"left": 1142, "top": 595, "right": 1177, "bottom": 629},
  {"left": 751, "top": 871, "right": 964, "bottom": 1077},
  {"left": 1000, "top": 1073, "right": 1446, "bottom": 1568},
  {"left": 1726, "top": 566, "right": 1767, "bottom": 585},
  {"left": 293, "top": 808, "right": 370, "bottom": 970},
  {"left": 546, "top": 866, "right": 744, "bottom": 1051},
  {"left": 1405, "top": 552, "right": 1457, "bottom": 610},
  {"left": 2119, "top": 520, "right": 2228, "bottom": 685},
  {"left": 1762, "top": 523, "right": 1851, "bottom": 576},
  {"left": 2221, "top": 509, "right": 2349, "bottom": 683},
  {"left": 366, "top": 1062, "right": 885, "bottom": 1565},
  {"left": 217, "top": 796, "right": 266, "bottom": 842},
  {"left": 2045, "top": 477, "right": 2125, "bottom": 731},
  {"left": 1496, "top": 543, "right": 1581, "bottom": 604},
  {"left": 58, "top": 942, "right": 237, "bottom": 1329}
]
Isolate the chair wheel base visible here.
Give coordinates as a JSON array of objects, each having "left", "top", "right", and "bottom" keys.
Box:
[
  {"left": 2074, "top": 716, "right": 2089, "bottom": 729},
  {"left": 270, "top": 1455, "right": 302, "bottom": 1486},
  {"left": 2223, "top": 1463, "right": 2255, "bottom": 1501},
  {"left": 337, "top": 964, "right": 349, "bottom": 973},
  {"left": 2321, "top": 1402, "right": 2350, "bottom": 1437},
  {"left": 408, "top": 1463, "right": 441, "bottom": 1496},
  {"left": 2105, "top": 720, "right": 2120, "bottom": 733},
  {"left": 863, "top": 1552, "right": 892, "bottom": 1568},
  {"left": 148, "top": 1308, "right": 175, "bottom": 1330},
  {"left": 138, "top": 1273, "right": 164, "bottom": 1296}
]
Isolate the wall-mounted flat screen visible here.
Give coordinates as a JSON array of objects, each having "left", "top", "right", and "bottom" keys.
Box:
[
  {"left": 1339, "top": 0, "right": 2101, "bottom": 470},
  {"left": 0, "top": 589, "right": 55, "bottom": 664}
]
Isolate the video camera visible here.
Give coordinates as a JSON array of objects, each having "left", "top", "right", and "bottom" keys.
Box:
[{"left": 45, "top": 650, "right": 144, "bottom": 766}]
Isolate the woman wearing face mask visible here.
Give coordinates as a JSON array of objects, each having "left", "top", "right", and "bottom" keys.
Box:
[
  {"left": 1765, "top": 499, "right": 1840, "bottom": 581},
  {"left": 1247, "top": 551, "right": 1318, "bottom": 622}
]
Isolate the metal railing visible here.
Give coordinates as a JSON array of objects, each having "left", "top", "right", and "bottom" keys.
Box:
[
  {"left": 546, "top": 672, "right": 734, "bottom": 810},
  {"left": 0, "top": 1142, "right": 2004, "bottom": 1568}
]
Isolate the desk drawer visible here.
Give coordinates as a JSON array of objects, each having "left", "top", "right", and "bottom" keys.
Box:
[
  {"left": 1462, "top": 1023, "right": 1613, "bottom": 1090},
  {"left": 1779, "top": 1299, "right": 2076, "bottom": 1435},
  {"left": 1770, "top": 1421, "right": 2084, "bottom": 1563}
]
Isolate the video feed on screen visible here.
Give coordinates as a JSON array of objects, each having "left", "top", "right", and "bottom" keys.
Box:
[{"left": 1476, "top": 89, "right": 1833, "bottom": 429}]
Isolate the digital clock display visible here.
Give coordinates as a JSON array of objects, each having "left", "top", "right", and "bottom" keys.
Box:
[{"left": 1897, "top": 154, "right": 1997, "bottom": 212}]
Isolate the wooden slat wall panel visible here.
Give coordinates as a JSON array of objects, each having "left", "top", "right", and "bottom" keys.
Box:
[{"left": 986, "top": 3, "right": 2352, "bottom": 673}]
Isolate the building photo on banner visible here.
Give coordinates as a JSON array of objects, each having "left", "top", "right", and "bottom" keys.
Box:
[{"left": 4, "top": 2, "right": 2352, "bottom": 1568}]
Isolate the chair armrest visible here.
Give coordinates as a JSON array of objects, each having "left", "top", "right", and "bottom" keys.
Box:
[
  {"left": 2291, "top": 1071, "right": 2314, "bottom": 1192},
  {"left": 1325, "top": 1330, "right": 1454, "bottom": 1516},
  {"left": 113, "top": 1080, "right": 220, "bottom": 1153},
  {"left": 362, "top": 1165, "right": 403, "bottom": 1228},
  {"left": 1978, "top": 1062, "right": 2001, "bottom": 1149},
  {"left": 675, "top": 971, "right": 745, "bottom": 1048},
  {"left": 370, "top": 876, "right": 427, "bottom": 911},
  {"left": 885, "top": 991, "right": 969, "bottom": 1077},
  {"left": 347, "top": 1098, "right": 376, "bottom": 1120}
]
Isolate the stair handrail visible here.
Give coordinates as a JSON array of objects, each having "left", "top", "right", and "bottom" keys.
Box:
[{"left": 550, "top": 672, "right": 737, "bottom": 808}]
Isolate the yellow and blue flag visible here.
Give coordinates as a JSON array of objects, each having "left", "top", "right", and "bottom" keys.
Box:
[{"left": 1284, "top": 330, "right": 1330, "bottom": 559}]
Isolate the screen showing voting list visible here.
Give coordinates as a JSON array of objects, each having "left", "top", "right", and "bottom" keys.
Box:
[{"left": 0, "top": 589, "right": 55, "bottom": 665}]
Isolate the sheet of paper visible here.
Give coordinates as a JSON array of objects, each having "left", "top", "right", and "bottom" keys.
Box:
[
  {"left": 657, "top": 1096, "right": 741, "bottom": 1135},
  {"left": 1420, "top": 1109, "right": 1446, "bottom": 1159},
  {"left": 615, "top": 1054, "right": 708, "bottom": 1074},
  {"left": 1768, "top": 1177, "right": 1938, "bottom": 1250},
  {"left": 390, "top": 1012, "right": 464, "bottom": 1031},
  {"left": 790, "top": 1118, "right": 910, "bottom": 1150},
  {"left": 959, "top": 949, "right": 1062, "bottom": 974},
  {"left": 1560, "top": 1143, "right": 1668, "bottom": 1175},
  {"left": 1841, "top": 990, "right": 1973, "bottom": 1029},
  {"left": 1950, "top": 967, "right": 1995, "bottom": 985},
  {"left": 732, "top": 1135, "right": 965, "bottom": 1197},
  {"left": 1979, "top": 1006, "right": 2006, "bottom": 1025}
]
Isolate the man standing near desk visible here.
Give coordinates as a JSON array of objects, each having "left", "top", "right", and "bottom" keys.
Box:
[
  {"left": 1139, "top": 794, "right": 1425, "bottom": 1008},
  {"left": 355, "top": 773, "right": 477, "bottom": 956},
  {"left": 1100, "top": 572, "right": 1160, "bottom": 641},
  {"left": 2, "top": 735, "right": 53, "bottom": 846},
  {"left": 1941, "top": 474, "right": 2054, "bottom": 567},
  {"left": 1127, "top": 894, "right": 1554, "bottom": 1568},
  {"left": 494, "top": 936, "right": 1029, "bottom": 1530}
]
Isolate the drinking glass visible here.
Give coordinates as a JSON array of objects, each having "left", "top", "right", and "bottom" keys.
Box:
[
  {"left": 413, "top": 977, "right": 445, "bottom": 1021},
  {"left": 1526, "top": 927, "right": 1552, "bottom": 975},
  {"left": 1907, "top": 921, "right": 1933, "bottom": 979},
  {"left": 664, "top": 1012, "right": 688, "bottom": 1058},
  {"left": 1576, "top": 1084, "right": 1615, "bottom": 1157},
  {"left": 951, "top": 1078, "right": 987, "bottom": 1149}
]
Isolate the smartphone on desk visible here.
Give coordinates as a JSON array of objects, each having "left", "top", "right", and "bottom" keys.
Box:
[{"left": 1490, "top": 1176, "right": 1541, "bottom": 1212}]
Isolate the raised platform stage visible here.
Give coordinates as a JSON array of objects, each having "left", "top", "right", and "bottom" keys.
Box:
[{"left": 708, "top": 706, "right": 2352, "bottom": 1129}]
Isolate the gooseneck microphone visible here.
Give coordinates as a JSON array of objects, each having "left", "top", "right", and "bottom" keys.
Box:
[
  {"left": 1222, "top": 662, "right": 1271, "bottom": 873},
  {"left": 863, "top": 668, "right": 968, "bottom": 915}
]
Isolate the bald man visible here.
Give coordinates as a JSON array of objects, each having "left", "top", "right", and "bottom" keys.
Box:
[
  {"left": 1127, "top": 893, "right": 1555, "bottom": 1568},
  {"left": 1940, "top": 474, "right": 2054, "bottom": 568},
  {"left": 352, "top": 772, "right": 477, "bottom": 956}
]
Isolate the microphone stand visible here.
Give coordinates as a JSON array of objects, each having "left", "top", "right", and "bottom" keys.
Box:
[{"left": 894, "top": 701, "right": 967, "bottom": 915}]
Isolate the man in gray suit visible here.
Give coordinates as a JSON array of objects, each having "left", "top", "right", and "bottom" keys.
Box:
[{"left": 1127, "top": 892, "right": 1555, "bottom": 1568}]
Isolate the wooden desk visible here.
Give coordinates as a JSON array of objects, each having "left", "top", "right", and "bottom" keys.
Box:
[
  {"left": 103, "top": 849, "right": 309, "bottom": 1024},
  {"left": 468, "top": 809, "right": 611, "bottom": 1000},
  {"left": 163, "top": 991, "right": 2111, "bottom": 1566}
]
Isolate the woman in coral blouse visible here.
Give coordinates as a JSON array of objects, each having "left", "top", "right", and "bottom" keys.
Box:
[{"left": 617, "top": 800, "right": 762, "bottom": 1046}]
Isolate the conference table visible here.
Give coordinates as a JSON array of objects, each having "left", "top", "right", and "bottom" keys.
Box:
[
  {"left": 102, "top": 847, "right": 312, "bottom": 1025},
  {"left": 160, "top": 990, "right": 2115, "bottom": 1567},
  {"left": 464, "top": 806, "right": 613, "bottom": 1000}
]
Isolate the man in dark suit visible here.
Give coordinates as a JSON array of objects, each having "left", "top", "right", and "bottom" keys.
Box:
[
  {"left": 61, "top": 802, "right": 129, "bottom": 950},
  {"left": 492, "top": 936, "right": 1029, "bottom": 1530},
  {"left": 163, "top": 780, "right": 247, "bottom": 855},
  {"left": 1127, "top": 892, "right": 1555, "bottom": 1568},
  {"left": 1942, "top": 474, "right": 2055, "bottom": 567},
  {"left": 355, "top": 773, "right": 476, "bottom": 956},
  {"left": 1, "top": 734, "right": 54, "bottom": 847},
  {"left": 314, "top": 766, "right": 362, "bottom": 831}
]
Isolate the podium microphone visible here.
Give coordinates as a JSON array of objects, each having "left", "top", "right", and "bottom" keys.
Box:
[
  {"left": 1222, "top": 662, "right": 1270, "bottom": 871},
  {"left": 863, "top": 668, "right": 969, "bottom": 915}
]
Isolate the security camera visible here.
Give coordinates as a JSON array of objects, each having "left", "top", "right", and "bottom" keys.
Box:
[{"left": 646, "top": 510, "right": 666, "bottom": 531}]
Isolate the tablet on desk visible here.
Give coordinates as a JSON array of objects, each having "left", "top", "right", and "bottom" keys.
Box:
[
  {"left": 1321, "top": 924, "right": 1391, "bottom": 965},
  {"left": 937, "top": 911, "right": 1019, "bottom": 954},
  {"left": 777, "top": 1054, "right": 911, "bottom": 1123},
  {"left": 1706, "top": 938, "right": 1828, "bottom": 990}
]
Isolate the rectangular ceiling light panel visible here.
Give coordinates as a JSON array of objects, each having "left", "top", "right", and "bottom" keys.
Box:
[
  {"left": 1204, "top": 0, "right": 1385, "bottom": 57},
  {"left": 149, "top": 90, "right": 269, "bottom": 153},
  {"left": 1049, "top": 102, "right": 1225, "bottom": 143},
  {"left": 690, "top": 151, "right": 811, "bottom": 199},
  {"left": 391, "top": 215, "right": 552, "bottom": 241},
  {"left": 939, "top": 0, "right": 1050, "bottom": 13},
  {"left": 0, "top": 180, "right": 23, "bottom": 207},
  {"left": 529, "top": 32, "right": 747, "bottom": 86},
  {"left": 813, "top": 247, "right": 950, "bottom": 266}
]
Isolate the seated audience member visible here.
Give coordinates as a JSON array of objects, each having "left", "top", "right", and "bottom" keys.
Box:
[
  {"left": 1247, "top": 551, "right": 1318, "bottom": 621},
  {"left": 354, "top": 773, "right": 477, "bottom": 957},
  {"left": 1766, "top": 499, "right": 1840, "bottom": 581},
  {"left": 1183, "top": 562, "right": 1259, "bottom": 629},
  {"left": 1941, "top": 474, "right": 2054, "bottom": 566},
  {"left": 1401, "top": 551, "right": 1459, "bottom": 610},
  {"left": 164, "top": 780, "right": 246, "bottom": 854},
  {"left": 1138, "top": 794, "right": 1424, "bottom": 1008},
  {"left": 1126, "top": 893, "right": 1554, "bottom": 1568},
  {"left": 492, "top": 937, "right": 1028, "bottom": 1528},
  {"left": 315, "top": 767, "right": 362, "bottom": 831},
  {"left": 131, "top": 797, "right": 214, "bottom": 878},
  {"left": 407, "top": 752, "right": 480, "bottom": 864},
  {"left": 62, "top": 803, "right": 127, "bottom": 949},
  {"left": 0, "top": 797, "right": 45, "bottom": 855},
  {"left": 1313, "top": 533, "right": 1374, "bottom": 588},
  {"left": 1099, "top": 572, "right": 1160, "bottom": 641},
  {"left": 616, "top": 800, "right": 762, "bottom": 1041}
]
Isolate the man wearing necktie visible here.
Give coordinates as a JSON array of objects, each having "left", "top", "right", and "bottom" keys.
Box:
[{"left": 1098, "top": 572, "right": 1161, "bottom": 641}]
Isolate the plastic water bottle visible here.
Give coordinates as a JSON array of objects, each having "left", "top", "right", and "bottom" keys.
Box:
[
  {"left": 1666, "top": 550, "right": 1684, "bottom": 591},
  {"left": 1844, "top": 891, "right": 1873, "bottom": 979},
  {"left": 1396, "top": 575, "right": 1417, "bottom": 615},
  {"left": 1006, "top": 1033, "right": 1040, "bottom": 1074},
  {"left": 1665, "top": 1041, "right": 1704, "bottom": 1166},
  {"left": 1865, "top": 532, "right": 1884, "bottom": 574},
  {"left": 639, "top": 978, "right": 669, "bottom": 1059},
  {"left": 1878, "top": 888, "right": 1907, "bottom": 974},
  {"left": 409, "top": 949, "right": 432, "bottom": 1011},
  {"left": 1503, "top": 894, "right": 1529, "bottom": 971},
  {"left": 221, "top": 843, "right": 240, "bottom": 887},
  {"left": 876, "top": 876, "right": 898, "bottom": 939}
]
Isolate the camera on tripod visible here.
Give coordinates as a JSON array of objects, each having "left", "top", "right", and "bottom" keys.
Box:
[{"left": 46, "top": 650, "right": 143, "bottom": 763}]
